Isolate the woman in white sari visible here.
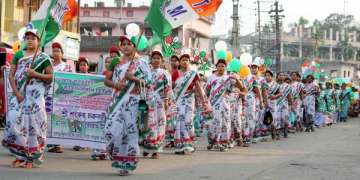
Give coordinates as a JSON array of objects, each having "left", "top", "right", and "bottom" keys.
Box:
[
  {"left": 172, "top": 51, "right": 209, "bottom": 154},
  {"left": 104, "top": 35, "right": 152, "bottom": 175},
  {"left": 2, "top": 29, "right": 53, "bottom": 168},
  {"left": 206, "top": 59, "right": 246, "bottom": 151}
]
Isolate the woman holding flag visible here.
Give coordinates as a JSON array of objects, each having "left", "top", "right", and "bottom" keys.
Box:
[
  {"left": 104, "top": 35, "right": 152, "bottom": 175},
  {"left": 2, "top": 29, "right": 53, "bottom": 168},
  {"left": 172, "top": 51, "right": 209, "bottom": 155}
]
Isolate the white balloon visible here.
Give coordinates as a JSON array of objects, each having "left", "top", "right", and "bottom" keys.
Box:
[
  {"left": 18, "top": 27, "right": 27, "bottom": 41},
  {"left": 125, "top": 23, "right": 140, "bottom": 36},
  {"left": 240, "top": 53, "right": 252, "bottom": 66},
  {"left": 215, "top": 41, "right": 227, "bottom": 51}
]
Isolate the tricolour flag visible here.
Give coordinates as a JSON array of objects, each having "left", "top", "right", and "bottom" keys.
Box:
[
  {"left": 29, "top": 0, "right": 78, "bottom": 47},
  {"left": 145, "top": 0, "right": 223, "bottom": 39}
]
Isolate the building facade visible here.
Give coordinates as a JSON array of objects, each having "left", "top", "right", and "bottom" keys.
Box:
[{"left": 79, "top": 2, "right": 214, "bottom": 63}]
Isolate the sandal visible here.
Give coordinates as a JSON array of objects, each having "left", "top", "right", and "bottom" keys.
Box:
[
  {"left": 151, "top": 153, "right": 159, "bottom": 159},
  {"left": 23, "top": 162, "right": 33, "bottom": 169},
  {"left": 11, "top": 159, "right": 25, "bottom": 168},
  {"left": 119, "top": 170, "right": 129, "bottom": 176}
]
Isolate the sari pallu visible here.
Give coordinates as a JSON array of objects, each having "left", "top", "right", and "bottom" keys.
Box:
[
  {"left": 141, "top": 69, "right": 171, "bottom": 153},
  {"left": 228, "top": 88, "right": 243, "bottom": 144},
  {"left": 206, "top": 75, "right": 233, "bottom": 148},
  {"left": 276, "top": 83, "right": 292, "bottom": 130},
  {"left": 263, "top": 82, "right": 280, "bottom": 132},
  {"left": 2, "top": 53, "right": 51, "bottom": 165},
  {"left": 173, "top": 70, "right": 198, "bottom": 153},
  {"left": 243, "top": 75, "right": 258, "bottom": 142},
  {"left": 104, "top": 57, "right": 152, "bottom": 172},
  {"left": 291, "top": 82, "right": 304, "bottom": 127},
  {"left": 303, "top": 83, "right": 318, "bottom": 127},
  {"left": 339, "top": 90, "right": 351, "bottom": 121}
]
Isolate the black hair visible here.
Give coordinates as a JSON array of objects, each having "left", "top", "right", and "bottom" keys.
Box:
[
  {"left": 291, "top": 71, "right": 301, "bottom": 78},
  {"left": 216, "top": 59, "right": 227, "bottom": 67},
  {"left": 265, "top": 70, "right": 273, "bottom": 77},
  {"left": 170, "top": 55, "right": 180, "bottom": 61},
  {"left": 276, "top": 72, "right": 284, "bottom": 79}
]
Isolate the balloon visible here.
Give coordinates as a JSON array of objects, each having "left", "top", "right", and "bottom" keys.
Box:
[
  {"left": 314, "top": 72, "right": 320, "bottom": 79},
  {"left": 132, "top": 35, "right": 148, "bottom": 51},
  {"left": 125, "top": 23, "right": 140, "bottom": 36},
  {"left": 216, "top": 50, "right": 227, "bottom": 59},
  {"left": 200, "top": 51, "right": 206, "bottom": 58},
  {"left": 226, "top": 51, "right": 233, "bottom": 62},
  {"left": 240, "top": 53, "right": 252, "bottom": 66},
  {"left": 215, "top": 41, "right": 227, "bottom": 51},
  {"left": 239, "top": 66, "right": 250, "bottom": 78},
  {"left": 12, "top": 41, "right": 20, "bottom": 52},
  {"left": 194, "top": 56, "right": 199, "bottom": 63},
  {"left": 316, "top": 63, "right": 321, "bottom": 69},
  {"left": 227, "top": 58, "right": 242, "bottom": 73},
  {"left": 264, "top": 57, "right": 272, "bottom": 67},
  {"left": 18, "top": 27, "right": 27, "bottom": 41}
]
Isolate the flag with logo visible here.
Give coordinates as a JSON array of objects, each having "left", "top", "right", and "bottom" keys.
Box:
[
  {"left": 145, "top": 0, "right": 223, "bottom": 56},
  {"left": 145, "top": 0, "right": 222, "bottom": 38},
  {"left": 28, "top": 0, "right": 78, "bottom": 47}
]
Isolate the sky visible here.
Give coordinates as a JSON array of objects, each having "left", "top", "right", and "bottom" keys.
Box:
[{"left": 82, "top": 0, "right": 360, "bottom": 36}]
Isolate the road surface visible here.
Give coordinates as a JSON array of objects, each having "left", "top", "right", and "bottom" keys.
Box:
[{"left": 1, "top": 119, "right": 360, "bottom": 180}]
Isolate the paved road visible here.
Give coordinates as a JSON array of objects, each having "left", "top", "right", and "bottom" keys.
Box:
[{"left": 1, "top": 119, "right": 360, "bottom": 180}]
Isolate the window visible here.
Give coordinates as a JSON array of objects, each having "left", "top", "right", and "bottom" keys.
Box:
[
  {"left": 344, "top": 71, "right": 346, "bottom": 77},
  {"left": 126, "top": 10, "right": 134, "bottom": 17},
  {"left": 103, "top": 11, "right": 110, "bottom": 17},
  {"left": 17, "top": 0, "right": 24, "bottom": 8},
  {"left": 348, "top": 71, "right": 351, "bottom": 77},
  {"left": 83, "top": 11, "right": 90, "bottom": 17},
  {"left": 100, "top": 27, "right": 112, "bottom": 36}
]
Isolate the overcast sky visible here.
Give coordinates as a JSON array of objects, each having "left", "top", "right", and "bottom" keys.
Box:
[{"left": 82, "top": 0, "right": 360, "bottom": 36}]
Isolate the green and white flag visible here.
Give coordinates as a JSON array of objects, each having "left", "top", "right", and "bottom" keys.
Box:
[{"left": 28, "top": 0, "right": 71, "bottom": 47}]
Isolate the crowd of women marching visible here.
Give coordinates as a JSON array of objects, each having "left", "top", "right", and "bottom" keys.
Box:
[{"left": 1, "top": 28, "right": 359, "bottom": 176}]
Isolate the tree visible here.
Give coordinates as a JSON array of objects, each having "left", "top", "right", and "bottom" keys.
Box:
[
  {"left": 338, "top": 37, "right": 355, "bottom": 61},
  {"left": 298, "top": 16, "right": 309, "bottom": 27}
]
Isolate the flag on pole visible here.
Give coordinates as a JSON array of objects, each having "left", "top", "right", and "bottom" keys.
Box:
[
  {"left": 145, "top": 0, "right": 222, "bottom": 57},
  {"left": 28, "top": 0, "right": 78, "bottom": 47},
  {"left": 145, "top": 0, "right": 223, "bottom": 39}
]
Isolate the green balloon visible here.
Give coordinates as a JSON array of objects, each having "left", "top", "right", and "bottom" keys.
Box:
[
  {"left": 216, "top": 50, "right": 227, "bottom": 59},
  {"left": 314, "top": 72, "right": 320, "bottom": 79},
  {"left": 316, "top": 63, "right": 321, "bottom": 69},
  {"left": 200, "top": 51, "right": 206, "bottom": 58},
  {"left": 264, "top": 57, "right": 272, "bottom": 67},
  {"left": 227, "top": 58, "right": 242, "bottom": 73},
  {"left": 132, "top": 36, "right": 148, "bottom": 51}
]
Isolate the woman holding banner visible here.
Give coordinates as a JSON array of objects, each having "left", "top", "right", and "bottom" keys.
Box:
[
  {"left": 141, "top": 50, "right": 172, "bottom": 159},
  {"left": 172, "top": 51, "right": 209, "bottom": 155},
  {"left": 104, "top": 35, "right": 152, "bottom": 176},
  {"left": 2, "top": 28, "right": 53, "bottom": 168}
]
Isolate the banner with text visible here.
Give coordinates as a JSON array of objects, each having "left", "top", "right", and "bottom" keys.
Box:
[{"left": 47, "top": 72, "right": 112, "bottom": 149}]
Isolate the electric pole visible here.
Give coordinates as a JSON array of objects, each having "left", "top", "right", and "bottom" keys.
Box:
[
  {"left": 256, "top": 0, "right": 261, "bottom": 55},
  {"left": 232, "top": 0, "right": 240, "bottom": 57},
  {"left": 269, "top": 0, "right": 284, "bottom": 72}
]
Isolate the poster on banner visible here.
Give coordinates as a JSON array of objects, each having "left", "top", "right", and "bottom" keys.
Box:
[{"left": 47, "top": 72, "right": 112, "bottom": 149}]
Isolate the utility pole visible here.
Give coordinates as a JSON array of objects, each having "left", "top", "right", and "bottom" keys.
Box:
[
  {"left": 256, "top": 0, "right": 261, "bottom": 55},
  {"left": 231, "top": 0, "right": 240, "bottom": 57},
  {"left": 269, "top": 0, "right": 284, "bottom": 72}
]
